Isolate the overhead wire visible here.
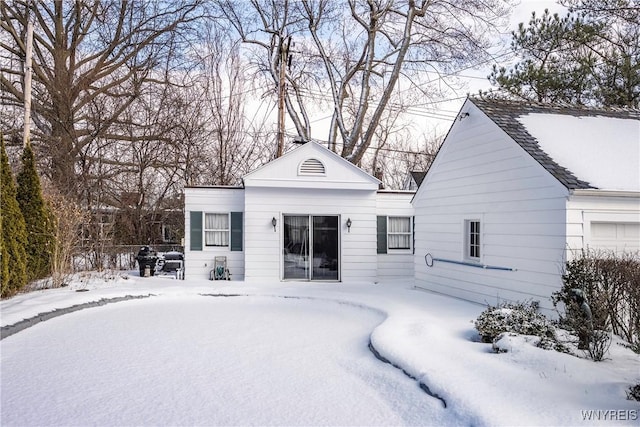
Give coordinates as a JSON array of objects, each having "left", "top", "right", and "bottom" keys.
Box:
[
  {"left": 192, "top": 26, "right": 525, "bottom": 158},
  {"left": 281, "top": 130, "right": 435, "bottom": 157}
]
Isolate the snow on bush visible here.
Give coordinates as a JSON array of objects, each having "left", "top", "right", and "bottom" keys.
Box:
[
  {"left": 492, "top": 333, "right": 543, "bottom": 353},
  {"left": 474, "top": 301, "right": 560, "bottom": 351}
]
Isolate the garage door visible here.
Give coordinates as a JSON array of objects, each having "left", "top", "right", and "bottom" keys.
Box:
[{"left": 590, "top": 222, "right": 640, "bottom": 253}]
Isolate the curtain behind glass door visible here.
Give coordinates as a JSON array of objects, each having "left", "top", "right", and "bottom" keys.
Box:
[{"left": 283, "top": 216, "right": 309, "bottom": 279}]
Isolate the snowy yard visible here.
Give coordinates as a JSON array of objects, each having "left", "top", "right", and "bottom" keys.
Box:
[{"left": 2, "top": 273, "right": 639, "bottom": 426}]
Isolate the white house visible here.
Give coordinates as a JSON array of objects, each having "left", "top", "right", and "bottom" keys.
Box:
[
  {"left": 413, "top": 97, "right": 640, "bottom": 314},
  {"left": 184, "top": 141, "right": 415, "bottom": 283}
]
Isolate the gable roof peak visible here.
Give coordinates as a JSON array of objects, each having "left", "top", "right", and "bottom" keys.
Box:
[{"left": 242, "top": 140, "right": 381, "bottom": 188}]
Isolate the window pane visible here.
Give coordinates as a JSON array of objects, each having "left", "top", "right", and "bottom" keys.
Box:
[
  {"left": 468, "top": 220, "right": 480, "bottom": 259},
  {"left": 205, "top": 214, "right": 229, "bottom": 246},
  {"left": 388, "top": 217, "right": 411, "bottom": 249},
  {"left": 205, "top": 231, "right": 229, "bottom": 246},
  {"left": 389, "top": 217, "right": 410, "bottom": 233},
  {"left": 389, "top": 234, "right": 410, "bottom": 249},
  {"left": 205, "top": 213, "right": 228, "bottom": 230}
]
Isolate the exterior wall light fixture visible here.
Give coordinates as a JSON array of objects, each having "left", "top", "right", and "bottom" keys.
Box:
[
  {"left": 346, "top": 217, "right": 352, "bottom": 232},
  {"left": 272, "top": 217, "right": 277, "bottom": 232}
]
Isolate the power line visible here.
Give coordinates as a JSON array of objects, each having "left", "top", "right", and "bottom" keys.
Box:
[
  {"left": 288, "top": 86, "right": 459, "bottom": 120},
  {"left": 193, "top": 39, "right": 517, "bottom": 130},
  {"left": 282, "top": 131, "right": 438, "bottom": 157}
]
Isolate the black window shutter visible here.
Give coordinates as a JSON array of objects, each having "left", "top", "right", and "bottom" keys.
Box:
[
  {"left": 230, "top": 212, "right": 243, "bottom": 251},
  {"left": 190, "top": 211, "right": 202, "bottom": 251},
  {"left": 377, "top": 216, "right": 387, "bottom": 254},
  {"left": 412, "top": 216, "right": 415, "bottom": 254}
]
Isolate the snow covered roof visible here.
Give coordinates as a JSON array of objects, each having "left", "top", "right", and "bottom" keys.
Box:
[{"left": 471, "top": 98, "right": 640, "bottom": 191}]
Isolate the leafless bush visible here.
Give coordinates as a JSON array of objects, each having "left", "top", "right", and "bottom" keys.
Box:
[
  {"left": 553, "top": 249, "right": 640, "bottom": 359},
  {"left": 44, "top": 189, "right": 89, "bottom": 288},
  {"left": 588, "top": 329, "right": 612, "bottom": 362}
]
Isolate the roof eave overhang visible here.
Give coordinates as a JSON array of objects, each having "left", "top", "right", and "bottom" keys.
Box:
[{"left": 570, "top": 189, "right": 640, "bottom": 198}]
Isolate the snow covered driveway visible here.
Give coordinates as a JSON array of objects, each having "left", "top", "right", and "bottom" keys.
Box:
[
  {"left": 1, "top": 293, "right": 449, "bottom": 426},
  {"left": 2, "top": 275, "right": 638, "bottom": 426}
]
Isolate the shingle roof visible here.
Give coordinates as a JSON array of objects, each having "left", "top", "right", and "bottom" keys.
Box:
[
  {"left": 469, "top": 97, "right": 640, "bottom": 190},
  {"left": 410, "top": 171, "right": 427, "bottom": 188}
]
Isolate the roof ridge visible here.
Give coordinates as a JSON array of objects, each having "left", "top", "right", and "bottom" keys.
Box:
[{"left": 469, "top": 95, "right": 640, "bottom": 118}]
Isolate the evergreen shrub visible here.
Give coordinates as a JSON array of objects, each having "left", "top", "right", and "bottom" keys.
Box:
[
  {"left": 17, "top": 142, "right": 54, "bottom": 282},
  {"left": 474, "top": 301, "right": 559, "bottom": 350},
  {"left": 1, "top": 134, "right": 28, "bottom": 297}
]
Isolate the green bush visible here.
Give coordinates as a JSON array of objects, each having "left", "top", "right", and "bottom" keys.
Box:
[
  {"left": 1, "top": 134, "right": 28, "bottom": 297},
  {"left": 474, "top": 301, "right": 557, "bottom": 348},
  {"left": 17, "top": 142, "right": 54, "bottom": 282}
]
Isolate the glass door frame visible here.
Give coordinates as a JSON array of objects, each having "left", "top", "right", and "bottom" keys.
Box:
[{"left": 281, "top": 214, "right": 341, "bottom": 281}]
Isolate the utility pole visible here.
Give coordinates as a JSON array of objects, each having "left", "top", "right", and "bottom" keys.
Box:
[
  {"left": 276, "top": 34, "right": 291, "bottom": 158},
  {"left": 23, "top": 20, "right": 33, "bottom": 148}
]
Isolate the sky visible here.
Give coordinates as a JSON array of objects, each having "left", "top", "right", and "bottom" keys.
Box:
[
  {"left": 510, "top": 0, "right": 568, "bottom": 29},
  {"left": 408, "top": 0, "right": 570, "bottom": 135},
  {"left": 294, "top": 0, "right": 570, "bottom": 144}
]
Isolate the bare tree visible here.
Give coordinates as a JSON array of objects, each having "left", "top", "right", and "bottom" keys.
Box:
[
  {"left": 1, "top": 0, "right": 204, "bottom": 199},
  {"left": 44, "top": 185, "right": 88, "bottom": 288},
  {"left": 195, "top": 22, "right": 265, "bottom": 185},
  {"left": 80, "top": 75, "right": 197, "bottom": 245},
  {"left": 364, "top": 126, "right": 440, "bottom": 189},
  {"left": 156, "top": 21, "right": 271, "bottom": 189},
  {"left": 216, "top": 0, "right": 512, "bottom": 164}
]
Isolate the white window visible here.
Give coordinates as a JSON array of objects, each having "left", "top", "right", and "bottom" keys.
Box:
[
  {"left": 205, "top": 213, "right": 229, "bottom": 247},
  {"left": 388, "top": 216, "right": 412, "bottom": 250},
  {"left": 466, "top": 220, "right": 481, "bottom": 260}
]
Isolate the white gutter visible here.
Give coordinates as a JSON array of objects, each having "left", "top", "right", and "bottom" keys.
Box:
[{"left": 571, "top": 189, "right": 640, "bottom": 198}]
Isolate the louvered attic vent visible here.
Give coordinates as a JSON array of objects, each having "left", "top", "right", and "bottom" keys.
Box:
[{"left": 299, "top": 158, "right": 326, "bottom": 175}]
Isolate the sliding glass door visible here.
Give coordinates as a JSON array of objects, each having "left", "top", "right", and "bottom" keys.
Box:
[
  {"left": 312, "top": 216, "right": 339, "bottom": 280},
  {"left": 283, "top": 216, "right": 309, "bottom": 280},
  {"left": 283, "top": 215, "right": 339, "bottom": 281}
]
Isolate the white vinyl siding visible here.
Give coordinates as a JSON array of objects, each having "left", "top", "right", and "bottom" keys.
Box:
[
  {"left": 185, "top": 143, "right": 413, "bottom": 283},
  {"left": 244, "top": 186, "right": 378, "bottom": 283},
  {"left": 376, "top": 191, "right": 415, "bottom": 281},
  {"left": 241, "top": 142, "right": 384, "bottom": 283},
  {"left": 184, "top": 188, "right": 245, "bottom": 280},
  {"left": 413, "top": 99, "right": 570, "bottom": 315},
  {"left": 205, "top": 213, "right": 229, "bottom": 247},
  {"left": 566, "top": 192, "right": 640, "bottom": 257}
]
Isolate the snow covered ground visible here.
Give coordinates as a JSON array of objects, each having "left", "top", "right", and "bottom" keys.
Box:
[{"left": 2, "top": 272, "right": 639, "bottom": 426}]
